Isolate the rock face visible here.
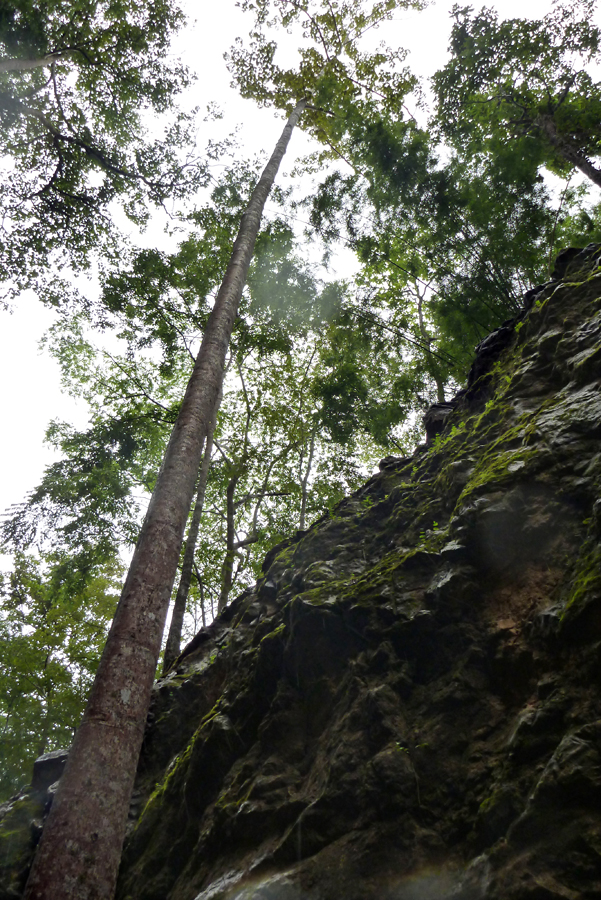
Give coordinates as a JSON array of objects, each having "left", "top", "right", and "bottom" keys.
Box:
[
  {"left": 3, "top": 245, "right": 601, "bottom": 900},
  {"left": 114, "top": 249, "right": 601, "bottom": 899},
  {"left": 0, "top": 752, "right": 68, "bottom": 899}
]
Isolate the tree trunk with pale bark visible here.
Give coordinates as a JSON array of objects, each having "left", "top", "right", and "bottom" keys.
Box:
[
  {"left": 217, "top": 472, "right": 241, "bottom": 613},
  {"left": 162, "top": 419, "right": 215, "bottom": 675},
  {"left": 23, "top": 97, "right": 307, "bottom": 900}
]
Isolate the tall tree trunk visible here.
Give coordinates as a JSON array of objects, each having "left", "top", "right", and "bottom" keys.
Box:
[
  {"left": 24, "top": 97, "right": 307, "bottom": 900},
  {"left": 536, "top": 113, "right": 601, "bottom": 190},
  {"left": 162, "top": 416, "right": 215, "bottom": 675}
]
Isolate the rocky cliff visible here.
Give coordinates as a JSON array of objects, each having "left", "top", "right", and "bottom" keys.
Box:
[{"left": 3, "top": 246, "right": 601, "bottom": 900}]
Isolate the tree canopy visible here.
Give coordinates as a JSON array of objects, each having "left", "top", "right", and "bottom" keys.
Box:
[
  {"left": 434, "top": 1, "right": 601, "bottom": 187},
  {"left": 0, "top": 0, "right": 206, "bottom": 301}
]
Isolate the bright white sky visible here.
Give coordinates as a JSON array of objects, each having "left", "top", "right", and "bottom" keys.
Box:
[{"left": 0, "top": 0, "right": 578, "bottom": 527}]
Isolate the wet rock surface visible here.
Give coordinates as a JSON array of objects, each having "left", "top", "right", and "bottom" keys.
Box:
[
  {"left": 3, "top": 248, "right": 601, "bottom": 899},
  {"left": 0, "top": 750, "right": 70, "bottom": 898},
  {"left": 423, "top": 402, "right": 458, "bottom": 443},
  {"left": 111, "top": 252, "right": 601, "bottom": 900}
]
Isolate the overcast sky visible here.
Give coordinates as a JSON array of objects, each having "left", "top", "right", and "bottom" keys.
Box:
[{"left": 0, "top": 0, "right": 580, "bottom": 529}]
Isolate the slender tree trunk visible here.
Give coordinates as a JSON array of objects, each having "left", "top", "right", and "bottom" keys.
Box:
[
  {"left": 37, "top": 708, "right": 51, "bottom": 758},
  {"left": 24, "top": 97, "right": 307, "bottom": 900},
  {"left": 162, "top": 418, "right": 215, "bottom": 674},
  {"left": 217, "top": 441, "right": 290, "bottom": 611},
  {"left": 163, "top": 376, "right": 224, "bottom": 673},
  {"left": 536, "top": 113, "right": 601, "bottom": 190},
  {"left": 194, "top": 565, "right": 206, "bottom": 628},
  {"left": 216, "top": 359, "right": 251, "bottom": 615},
  {"left": 416, "top": 284, "right": 446, "bottom": 402},
  {"left": 217, "top": 473, "right": 240, "bottom": 613},
  {"left": 299, "top": 428, "right": 316, "bottom": 531}
]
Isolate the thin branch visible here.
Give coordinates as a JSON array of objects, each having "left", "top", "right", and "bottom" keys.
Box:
[
  {"left": 313, "top": 124, "right": 359, "bottom": 172},
  {"left": 326, "top": 0, "right": 344, "bottom": 52},
  {"left": 102, "top": 352, "right": 173, "bottom": 413},
  {"left": 341, "top": 69, "right": 418, "bottom": 124},
  {"left": 554, "top": 74, "right": 577, "bottom": 111},
  {"left": 212, "top": 438, "right": 233, "bottom": 466},
  {"left": 282, "top": 0, "right": 333, "bottom": 61}
]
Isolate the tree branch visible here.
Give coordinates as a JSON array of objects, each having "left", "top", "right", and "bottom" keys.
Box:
[
  {"left": 0, "top": 88, "right": 162, "bottom": 191},
  {"left": 0, "top": 55, "right": 59, "bottom": 72}
]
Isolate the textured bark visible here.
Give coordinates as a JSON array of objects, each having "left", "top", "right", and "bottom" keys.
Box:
[
  {"left": 23, "top": 97, "right": 307, "bottom": 900},
  {"left": 536, "top": 113, "right": 601, "bottom": 189},
  {"left": 162, "top": 422, "right": 215, "bottom": 675}
]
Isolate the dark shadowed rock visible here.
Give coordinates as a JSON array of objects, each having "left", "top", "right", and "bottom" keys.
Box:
[
  {"left": 423, "top": 402, "right": 457, "bottom": 443},
  {"left": 31, "top": 751, "right": 69, "bottom": 793},
  {"left": 550, "top": 242, "right": 601, "bottom": 280},
  {"left": 0, "top": 751, "right": 69, "bottom": 899}
]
